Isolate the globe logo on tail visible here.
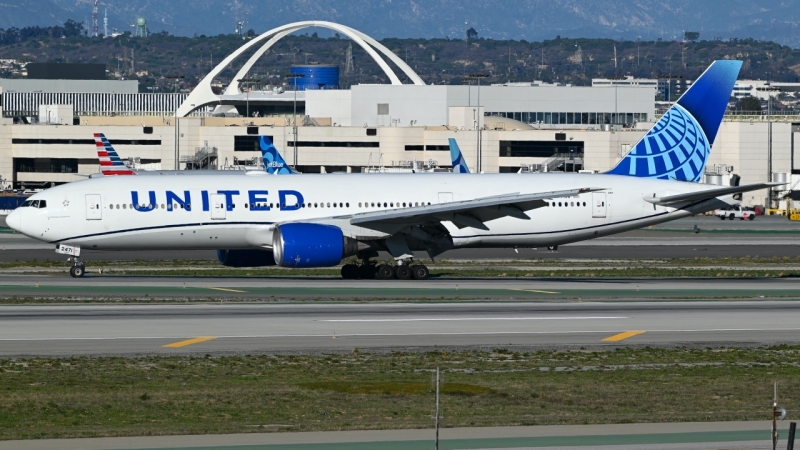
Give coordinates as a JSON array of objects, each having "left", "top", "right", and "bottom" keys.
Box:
[{"left": 613, "top": 104, "right": 709, "bottom": 182}]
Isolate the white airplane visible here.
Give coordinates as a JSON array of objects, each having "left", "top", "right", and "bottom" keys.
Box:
[{"left": 7, "top": 60, "right": 778, "bottom": 280}]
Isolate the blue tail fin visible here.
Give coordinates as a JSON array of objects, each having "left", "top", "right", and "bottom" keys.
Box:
[
  {"left": 606, "top": 60, "right": 742, "bottom": 182},
  {"left": 260, "top": 136, "right": 295, "bottom": 175},
  {"left": 448, "top": 138, "right": 470, "bottom": 173}
]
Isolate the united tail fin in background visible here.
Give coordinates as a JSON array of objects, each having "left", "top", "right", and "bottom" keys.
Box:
[
  {"left": 94, "top": 133, "right": 136, "bottom": 176},
  {"left": 606, "top": 60, "right": 742, "bottom": 182},
  {"left": 449, "top": 138, "right": 470, "bottom": 173},
  {"left": 260, "top": 136, "right": 296, "bottom": 174}
]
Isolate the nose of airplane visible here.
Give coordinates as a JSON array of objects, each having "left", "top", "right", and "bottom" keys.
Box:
[{"left": 6, "top": 209, "right": 21, "bottom": 233}]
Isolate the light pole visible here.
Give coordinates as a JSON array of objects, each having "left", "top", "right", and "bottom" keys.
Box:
[
  {"left": 758, "top": 85, "right": 781, "bottom": 208},
  {"left": 464, "top": 73, "right": 489, "bottom": 172},
  {"left": 237, "top": 77, "right": 261, "bottom": 118},
  {"left": 285, "top": 73, "right": 306, "bottom": 169},
  {"left": 166, "top": 74, "right": 185, "bottom": 170}
]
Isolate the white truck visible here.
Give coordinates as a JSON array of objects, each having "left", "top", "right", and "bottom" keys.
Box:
[{"left": 715, "top": 206, "right": 755, "bottom": 220}]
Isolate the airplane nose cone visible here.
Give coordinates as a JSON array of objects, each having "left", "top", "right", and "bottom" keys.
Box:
[{"left": 5, "top": 209, "right": 21, "bottom": 233}]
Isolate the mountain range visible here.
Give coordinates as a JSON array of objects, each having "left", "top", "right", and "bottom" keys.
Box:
[{"left": 3, "top": 0, "right": 800, "bottom": 47}]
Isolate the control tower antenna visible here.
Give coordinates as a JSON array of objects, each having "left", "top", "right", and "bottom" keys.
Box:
[{"left": 92, "top": 0, "right": 99, "bottom": 37}]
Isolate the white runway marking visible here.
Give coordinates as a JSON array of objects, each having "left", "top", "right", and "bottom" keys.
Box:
[{"left": 320, "top": 316, "right": 628, "bottom": 322}]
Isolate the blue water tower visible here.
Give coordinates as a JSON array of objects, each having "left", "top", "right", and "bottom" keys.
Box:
[{"left": 289, "top": 65, "right": 339, "bottom": 90}]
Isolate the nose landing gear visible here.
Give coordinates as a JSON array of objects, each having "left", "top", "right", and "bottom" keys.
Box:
[{"left": 68, "top": 258, "right": 85, "bottom": 278}]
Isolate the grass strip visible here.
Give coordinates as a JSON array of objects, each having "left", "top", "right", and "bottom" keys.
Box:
[{"left": 0, "top": 347, "right": 798, "bottom": 440}]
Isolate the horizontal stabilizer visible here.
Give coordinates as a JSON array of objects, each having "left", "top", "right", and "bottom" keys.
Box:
[{"left": 644, "top": 182, "right": 784, "bottom": 205}]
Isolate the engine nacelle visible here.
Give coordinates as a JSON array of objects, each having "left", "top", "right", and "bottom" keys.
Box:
[
  {"left": 272, "top": 223, "right": 358, "bottom": 268},
  {"left": 217, "top": 249, "right": 276, "bottom": 267}
]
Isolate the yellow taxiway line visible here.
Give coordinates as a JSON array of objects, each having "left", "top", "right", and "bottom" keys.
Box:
[
  {"left": 602, "top": 330, "right": 646, "bottom": 342},
  {"left": 163, "top": 337, "right": 217, "bottom": 348},
  {"left": 205, "top": 287, "right": 247, "bottom": 293},
  {"left": 510, "top": 289, "right": 561, "bottom": 294}
]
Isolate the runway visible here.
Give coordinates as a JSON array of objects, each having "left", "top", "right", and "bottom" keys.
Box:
[
  {"left": 1, "top": 300, "right": 799, "bottom": 356},
  {"left": 1, "top": 274, "right": 800, "bottom": 299}
]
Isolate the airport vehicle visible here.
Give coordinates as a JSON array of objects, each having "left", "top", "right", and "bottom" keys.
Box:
[
  {"left": 6, "top": 60, "right": 778, "bottom": 280},
  {"left": 715, "top": 206, "right": 755, "bottom": 220}
]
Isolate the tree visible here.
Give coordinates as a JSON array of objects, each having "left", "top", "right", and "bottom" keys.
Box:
[
  {"left": 63, "top": 19, "right": 84, "bottom": 37},
  {"left": 684, "top": 31, "right": 700, "bottom": 42},
  {"left": 466, "top": 27, "right": 477, "bottom": 41},
  {"left": 735, "top": 96, "right": 762, "bottom": 113}
]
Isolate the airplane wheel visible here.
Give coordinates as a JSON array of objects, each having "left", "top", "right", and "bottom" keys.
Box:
[
  {"left": 69, "top": 265, "right": 85, "bottom": 278},
  {"left": 548, "top": 245, "right": 559, "bottom": 251},
  {"left": 411, "top": 265, "right": 429, "bottom": 280},
  {"left": 395, "top": 265, "right": 412, "bottom": 280},
  {"left": 358, "top": 264, "right": 376, "bottom": 280},
  {"left": 376, "top": 264, "right": 394, "bottom": 280},
  {"left": 341, "top": 264, "right": 358, "bottom": 280}
]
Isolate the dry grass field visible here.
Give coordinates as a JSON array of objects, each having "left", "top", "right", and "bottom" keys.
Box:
[{"left": 1, "top": 347, "right": 798, "bottom": 440}]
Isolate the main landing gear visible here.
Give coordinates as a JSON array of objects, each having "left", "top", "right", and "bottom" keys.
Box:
[
  {"left": 340, "top": 261, "right": 430, "bottom": 280},
  {"left": 68, "top": 258, "right": 86, "bottom": 278}
]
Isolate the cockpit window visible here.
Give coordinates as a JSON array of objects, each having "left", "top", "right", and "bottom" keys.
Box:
[{"left": 20, "top": 199, "right": 46, "bottom": 208}]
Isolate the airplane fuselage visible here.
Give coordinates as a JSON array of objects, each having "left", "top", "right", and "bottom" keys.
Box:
[{"left": 9, "top": 172, "right": 728, "bottom": 252}]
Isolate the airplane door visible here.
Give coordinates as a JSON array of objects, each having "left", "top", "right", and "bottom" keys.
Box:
[
  {"left": 592, "top": 192, "right": 607, "bottom": 218},
  {"left": 438, "top": 192, "right": 453, "bottom": 204},
  {"left": 210, "top": 193, "right": 226, "bottom": 220},
  {"left": 85, "top": 194, "right": 102, "bottom": 220}
]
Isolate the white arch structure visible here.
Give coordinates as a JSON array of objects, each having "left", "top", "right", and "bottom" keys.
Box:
[{"left": 177, "top": 20, "right": 425, "bottom": 117}]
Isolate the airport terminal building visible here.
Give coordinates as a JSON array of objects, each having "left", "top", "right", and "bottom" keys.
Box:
[{"left": 0, "top": 21, "right": 799, "bottom": 209}]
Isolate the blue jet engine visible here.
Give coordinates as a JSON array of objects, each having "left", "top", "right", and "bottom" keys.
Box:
[{"left": 272, "top": 223, "right": 358, "bottom": 268}]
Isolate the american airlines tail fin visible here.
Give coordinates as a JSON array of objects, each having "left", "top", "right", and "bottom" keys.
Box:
[
  {"left": 606, "top": 60, "right": 742, "bottom": 182},
  {"left": 94, "top": 133, "right": 136, "bottom": 176},
  {"left": 260, "top": 136, "right": 296, "bottom": 174},
  {"left": 448, "top": 138, "right": 470, "bottom": 173}
]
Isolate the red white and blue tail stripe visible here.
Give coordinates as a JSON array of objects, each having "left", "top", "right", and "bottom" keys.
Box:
[{"left": 94, "top": 133, "right": 136, "bottom": 175}]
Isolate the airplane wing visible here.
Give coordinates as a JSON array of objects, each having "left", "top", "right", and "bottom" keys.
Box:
[
  {"left": 644, "top": 182, "right": 784, "bottom": 206},
  {"left": 350, "top": 187, "right": 603, "bottom": 231}
]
